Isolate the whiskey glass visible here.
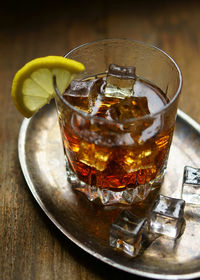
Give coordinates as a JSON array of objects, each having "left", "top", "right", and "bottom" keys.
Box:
[{"left": 54, "top": 39, "right": 182, "bottom": 205}]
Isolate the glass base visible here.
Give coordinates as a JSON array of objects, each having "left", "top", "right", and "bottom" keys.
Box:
[{"left": 65, "top": 161, "right": 165, "bottom": 205}]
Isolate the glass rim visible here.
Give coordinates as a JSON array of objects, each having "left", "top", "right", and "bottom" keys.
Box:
[{"left": 55, "top": 38, "right": 182, "bottom": 124}]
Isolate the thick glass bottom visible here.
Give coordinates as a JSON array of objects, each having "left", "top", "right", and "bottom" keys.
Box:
[{"left": 65, "top": 160, "right": 166, "bottom": 205}]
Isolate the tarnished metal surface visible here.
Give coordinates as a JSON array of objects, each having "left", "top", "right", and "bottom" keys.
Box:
[{"left": 18, "top": 101, "right": 200, "bottom": 279}]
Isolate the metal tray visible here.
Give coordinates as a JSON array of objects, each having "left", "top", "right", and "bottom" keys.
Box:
[{"left": 18, "top": 101, "right": 200, "bottom": 279}]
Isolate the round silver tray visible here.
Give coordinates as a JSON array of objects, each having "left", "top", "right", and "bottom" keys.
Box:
[{"left": 18, "top": 101, "right": 200, "bottom": 279}]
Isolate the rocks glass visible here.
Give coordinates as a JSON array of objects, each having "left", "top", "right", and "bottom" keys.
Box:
[{"left": 54, "top": 39, "right": 182, "bottom": 205}]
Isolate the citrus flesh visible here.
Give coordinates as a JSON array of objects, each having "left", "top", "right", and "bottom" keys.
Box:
[{"left": 11, "top": 56, "right": 85, "bottom": 118}]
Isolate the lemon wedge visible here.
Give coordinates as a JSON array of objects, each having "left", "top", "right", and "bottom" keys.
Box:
[{"left": 11, "top": 56, "right": 85, "bottom": 118}]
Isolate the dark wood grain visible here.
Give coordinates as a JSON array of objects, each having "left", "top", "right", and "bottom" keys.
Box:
[{"left": 1, "top": 0, "right": 200, "bottom": 279}]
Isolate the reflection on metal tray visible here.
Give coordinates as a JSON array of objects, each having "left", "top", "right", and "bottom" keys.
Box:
[{"left": 18, "top": 101, "right": 200, "bottom": 279}]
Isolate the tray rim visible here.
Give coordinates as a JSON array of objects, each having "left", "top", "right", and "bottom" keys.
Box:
[{"left": 18, "top": 108, "right": 200, "bottom": 280}]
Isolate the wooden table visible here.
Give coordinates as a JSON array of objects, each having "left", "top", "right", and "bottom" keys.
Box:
[{"left": 1, "top": 0, "right": 200, "bottom": 279}]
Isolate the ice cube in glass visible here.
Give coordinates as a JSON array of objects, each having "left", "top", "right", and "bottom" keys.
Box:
[
  {"left": 107, "top": 96, "right": 150, "bottom": 121},
  {"left": 63, "top": 78, "right": 102, "bottom": 112},
  {"left": 149, "top": 194, "right": 185, "bottom": 238},
  {"left": 105, "top": 64, "right": 136, "bottom": 99},
  {"left": 78, "top": 141, "right": 111, "bottom": 171}
]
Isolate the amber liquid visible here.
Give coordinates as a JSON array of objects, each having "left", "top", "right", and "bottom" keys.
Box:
[{"left": 61, "top": 74, "right": 173, "bottom": 191}]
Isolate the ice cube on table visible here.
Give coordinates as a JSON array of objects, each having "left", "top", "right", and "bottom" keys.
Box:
[
  {"left": 110, "top": 210, "right": 148, "bottom": 257},
  {"left": 105, "top": 64, "right": 136, "bottom": 99},
  {"left": 181, "top": 166, "right": 200, "bottom": 205},
  {"left": 149, "top": 194, "right": 185, "bottom": 238},
  {"left": 183, "top": 165, "right": 200, "bottom": 185}
]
